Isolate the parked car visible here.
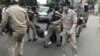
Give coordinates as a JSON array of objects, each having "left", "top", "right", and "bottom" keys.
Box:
[{"left": 38, "top": 6, "right": 49, "bottom": 22}]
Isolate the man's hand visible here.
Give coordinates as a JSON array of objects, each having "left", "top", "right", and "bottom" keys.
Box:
[
  {"left": 67, "top": 31, "right": 73, "bottom": 42},
  {"left": 52, "top": 22, "right": 56, "bottom": 25}
]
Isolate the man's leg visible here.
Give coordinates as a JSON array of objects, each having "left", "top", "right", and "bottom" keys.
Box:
[
  {"left": 18, "top": 41, "right": 24, "bottom": 56},
  {"left": 61, "top": 29, "right": 67, "bottom": 56},
  {"left": 83, "top": 12, "right": 89, "bottom": 28},
  {"left": 55, "top": 25, "right": 61, "bottom": 46},
  {"left": 70, "top": 33, "right": 78, "bottom": 56},
  {"left": 17, "top": 33, "right": 25, "bottom": 56},
  {"left": 44, "top": 25, "right": 54, "bottom": 48},
  {"left": 27, "top": 27, "right": 32, "bottom": 42},
  {"left": 28, "top": 21, "right": 37, "bottom": 41},
  {"left": 84, "top": 12, "right": 89, "bottom": 23},
  {"left": 32, "top": 24, "right": 37, "bottom": 41},
  {"left": 7, "top": 32, "right": 18, "bottom": 56}
]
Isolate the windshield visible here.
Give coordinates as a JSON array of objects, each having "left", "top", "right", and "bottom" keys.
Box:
[{"left": 39, "top": 7, "right": 49, "bottom": 12}]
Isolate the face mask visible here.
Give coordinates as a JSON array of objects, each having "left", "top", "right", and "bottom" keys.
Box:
[{"left": 63, "top": 6, "right": 68, "bottom": 11}]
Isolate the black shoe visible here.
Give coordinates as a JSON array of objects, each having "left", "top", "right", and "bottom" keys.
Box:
[
  {"left": 28, "top": 39, "right": 32, "bottom": 42},
  {"left": 18, "top": 54, "right": 23, "bottom": 56},
  {"left": 44, "top": 45, "right": 48, "bottom": 48},
  {"left": 56, "top": 44, "right": 61, "bottom": 47},
  {"left": 76, "top": 34, "right": 79, "bottom": 38},
  {"left": 83, "top": 25, "right": 86, "bottom": 28},
  {"left": 33, "top": 38, "right": 38, "bottom": 42}
]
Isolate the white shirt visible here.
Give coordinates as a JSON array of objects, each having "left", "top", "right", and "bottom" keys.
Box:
[{"left": 48, "top": 11, "right": 53, "bottom": 20}]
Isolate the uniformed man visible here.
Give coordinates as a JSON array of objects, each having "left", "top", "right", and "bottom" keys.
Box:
[
  {"left": 44, "top": 7, "right": 62, "bottom": 48},
  {"left": 60, "top": 1, "right": 78, "bottom": 56},
  {"left": 26, "top": 6, "right": 37, "bottom": 42},
  {"left": 0, "top": 0, "right": 29, "bottom": 56}
]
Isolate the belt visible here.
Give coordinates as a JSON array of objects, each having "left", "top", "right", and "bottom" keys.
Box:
[{"left": 50, "top": 23, "right": 59, "bottom": 25}]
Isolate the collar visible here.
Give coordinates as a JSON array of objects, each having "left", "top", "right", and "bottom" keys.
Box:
[
  {"left": 64, "top": 8, "right": 71, "bottom": 14},
  {"left": 11, "top": 4, "right": 19, "bottom": 6},
  {"left": 67, "top": 8, "right": 71, "bottom": 12}
]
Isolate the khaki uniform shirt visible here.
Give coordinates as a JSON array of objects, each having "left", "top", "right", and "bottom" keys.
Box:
[
  {"left": 62, "top": 9, "right": 77, "bottom": 32},
  {"left": 1, "top": 5, "right": 29, "bottom": 33}
]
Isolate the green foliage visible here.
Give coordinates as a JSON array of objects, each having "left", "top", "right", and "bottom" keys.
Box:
[
  {"left": 0, "top": 0, "right": 5, "bottom": 4},
  {"left": 0, "top": 0, "right": 37, "bottom": 5},
  {"left": 19, "top": 0, "right": 37, "bottom": 6},
  {"left": 46, "top": 0, "right": 60, "bottom": 7},
  {"left": 19, "top": 0, "right": 26, "bottom": 6},
  {"left": 87, "top": 0, "right": 96, "bottom": 4}
]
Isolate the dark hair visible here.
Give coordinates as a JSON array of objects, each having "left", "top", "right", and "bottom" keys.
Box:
[
  {"left": 55, "top": 7, "right": 59, "bottom": 11},
  {"left": 11, "top": 0, "right": 18, "bottom": 5},
  {"left": 62, "top": 1, "right": 70, "bottom": 6},
  {"left": 47, "top": 8, "right": 53, "bottom": 13},
  {"left": 4, "top": 0, "right": 12, "bottom": 5},
  {"left": 70, "top": 5, "right": 74, "bottom": 9}
]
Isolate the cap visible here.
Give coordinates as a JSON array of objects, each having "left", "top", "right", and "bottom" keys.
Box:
[
  {"left": 15, "top": 0, "right": 19, "bottom": 2},
  {"left": 62, "top": 0, "right": 70, "bottom": 6},
  {"left": 11, "top": 0, "right": 19, "bottom": 4}
]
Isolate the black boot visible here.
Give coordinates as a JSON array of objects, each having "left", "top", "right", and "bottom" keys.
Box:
[
  {"left": 44, "top": 45, "right": 49, "bottom": 48},
  {"left": 56, "top": 44, "right": 61, "bottom": 47},
  {"left": 33, "top": 38, "right": 38, "bottom": 42},
  {"left": 28, "top": 39, "right": 32, "bottom": 42}
]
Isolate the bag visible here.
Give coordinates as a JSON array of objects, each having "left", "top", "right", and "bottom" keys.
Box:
[
  {"left": 34, "top": 24, "right": 40, "bottom": 29},
  {"left": 34, "top": 24, "right": 44, "bottom": 38},
  {"left": 36, "top": 28, "right": 44, "bottom": 38}
]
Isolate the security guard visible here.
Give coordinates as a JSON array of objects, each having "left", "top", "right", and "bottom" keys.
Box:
[
  {"left": 0, "top": 0, "right": 29, "bottom": 56},
  {"left": 61, "top": 1, "right": 78, "bottom": 56},
  {"left": 44, "top": 7, "right": 62, "bottom": 48},
  {"left": 26, "top": 6, "right": 37, "bottom": 42}
]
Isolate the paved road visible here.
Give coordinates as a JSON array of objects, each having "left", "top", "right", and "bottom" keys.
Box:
[
  {"left": 77, "top": 14, "right": 100, "bottom": 56},
  {"left": 0, "top": 15, "right": 100, "bottom": 56}
]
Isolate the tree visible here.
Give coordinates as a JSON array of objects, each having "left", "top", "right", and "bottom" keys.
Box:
[
  {"left": 0, "top": 0, "right": 5, "bottom": 4},
  {"left": 19, "top": 0, "right": 26, "bottom": 6},
  {"left": 19, "top": 0, "right": 37, "bottom": 6},
  {"left": 88, "top": 0, "right": 96, "bottom": 4},
  {"left": 46, "top": 0, "right": 60, "bottom": 7}
]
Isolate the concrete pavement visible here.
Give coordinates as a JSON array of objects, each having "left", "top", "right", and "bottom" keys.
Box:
[{"left": 77, "top": 14, "right": 100, "bottom": 56}]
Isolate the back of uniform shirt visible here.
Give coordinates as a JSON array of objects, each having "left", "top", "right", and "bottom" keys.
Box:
[{"left": 6, "top": 5, "right": 29, "bottom": 32}]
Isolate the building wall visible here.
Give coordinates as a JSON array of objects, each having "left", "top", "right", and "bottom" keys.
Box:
[
  {"left": 97, "top": 0, "right": 100, "bottom": 4},
  {"left": 74, "top": 0, "right": 80, "bottom": 3},
  {"left": 81, "top": 0, "right": 100, "bottom": 4},
  {"left": 70, "top": 0, "right": 87, "bottom": 4},
  {"left": 81, "top": 0, "right": 87, "bottom": 4}
]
